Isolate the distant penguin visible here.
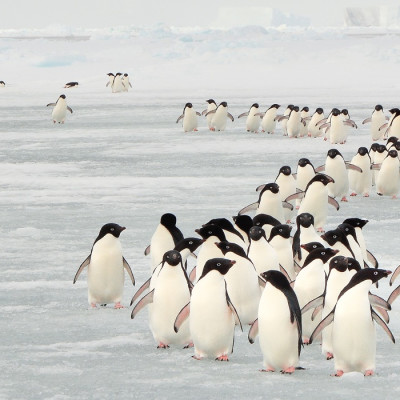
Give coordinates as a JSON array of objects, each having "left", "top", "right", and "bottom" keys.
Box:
[
  {"left": 294, "top": 158, "right": 316, "bottom": 209},
  {"left": 238, "top": 103, "right": 261, "bottom": 133},
  {"left": 275, "top": 165, "right": 296, "bottom": 223},
  {"left": 308, "top": 108, "right": 324, "bottom": 138},
  {"left": 131, "top": 250, "right": 192, "bottom": 348},
  {"left": 145, "top": 213, "right": 184, "bottom": 272},
  {"left": 112, "top": 72, "right": 125, "bottom": 93},
  {"left": 299, "top": 106, "right": 310, "bottom": 137},
  {"left": 319, "top": 109, "right": 357, "bottom": 144},
  {"left": 249, "top": 270, "right": 302, "bottom": 374},
  {"left": 46, "top": 94, "right": 73, "bottom": 124},
  {"left": 202, "top": 99, "right": 217, "bottom": 130},
  {"left": 256, "top": 103, "right": 280, "bottom": 134},
  {"left": 106, "top": 73, "right": 114, "bottom": 87},
  {"left": 279, "top": 104, "right": 294, "bottom": 136},
  {"left": 122, "top": 73, "right": 132, "bottom": 91},
  {"left": 174, "top": 258, "right": 242, "bottom": 360},
  {"left": 0, "top": 81, "right": 5, "bottom": 87},
  {"left": 64, "top": 81, "right": 78, "bottom": 88},
  {"left": 206, "top": 101, "right": 234, "bottom": 131},
  {"left": 176, "top": 103, "right": 201, "bottom": 132},
  {"left": 349, "top": 147, "right": 372, "bottom": 197},
  {"left": 382, "top": 109, "right": 400, "bottom": 139},
  {"left": 310, "top": 268, "right": 394, "bottom": 376},
  {"left": 362, "top": 105, "right": 387, "bottom": 141},
  {"left": 73, "top": 223, "right": 135, "bottom": 308},
  {"left": 372, "top": 144, "right": 388, "bottom": 184},
  {"left": 286, "top": 106, "right": 302, "bottom": 138},
  {"left": 376, "top": 149, "right": 400, "bottom": 198}
]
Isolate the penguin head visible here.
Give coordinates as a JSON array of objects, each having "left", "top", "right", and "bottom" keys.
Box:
[
  {"left": 115, "top": 72, "right": 122, "bottom": 76},
  {"left": 200, "top": 258, "right": 236, "bottom": 279},
  {"left": 342, "top": 217, "right": 368, "bottom": 229},
  {"left": 389, "top": 108, "right": 399, "bottom": 114},
  {"left": 298, "top": 158, "right": 312, "bottom": 168},
  {"left": 331, "top": 108, "right": 340, "bottom": 116},
  {"left": 206, "top": 99, "right": 216, "bottom": 105},
  {"left": 107, "top": 72, "right": 114, "bottom": 76},
  {"left": 162, "top": 250, "right": 182, "bottom": 267},
  {"left": 160, "top": 213, "right": 177, "bottom": 228},
  {"left": 249, "top": 226, "right": 266, "bottom": 241},
  {"left": 375, "top": 104, "right": 383, "bottom": 111},
  {"left": 328, "top": 256, "right": 348, "bottom": 273},
  {"left": 301, "top": 106, "right": 309, "bottom": 112},
  {"left": 59, "top": 94, "right": 66, "bottom": 99},
  {"left": 232, "top": 215, "right": 253, "bottom": 234},
  {"left": 279, "top": 165, "right": 292, "bottom": 176},
  {"left": 260, "top": 182, "right": 279, "bottom": 195},
  {"left": 316, "top": 107, "right": 324, "bottom": 114},
  {"left": 394, "top": 143, "right": 400, "bottom": 152},
  {"left": 347, "top": 268, "right": 392, "bottom": 286},
  {"left": 95, "top": 223, "right": 126, "bottom": 243},
  {"left": 174, "top": 237, "right": 204, "bottom": 253},
  {"left": 292, "top": 106, "right": 300, "bottom": 113},
  {"left": 369, "top": 143, "right": 379, "bottom": 152},
  {"left": 297, "top": 213, "right": 314, "bottom": 228},
  {"left": 327, "top": 148, "right": 342, "bottom": 159},
  {"left": 270, "top": 104, "right": 280, "bottom": 109},
  {"left": 303, "top": 247, "right": 339, "bottom": 266},
  {"left": 320, "top": 229, "right": 346, "bottom": 246},
  {"left": 184, "top": 103, "right": 193, "bottom": 110},
  {"left": 357, "top": 147, "right": 369, "bottom": 156},
  {"left": 215, "top": 241, "right": 246, "bottom": 258},
  {"left": 268, "top": 224, "right": 292, "bottom": 241},
  {"left": 253, "top": 214, "right": 280, "bottom": 229},
  {"left": 195, "top": 224, "right": 226, "bottom": 241},
  {"left": 250, "top": 103, "right": 259, "bottom": 109},
  {"left": 286, "top": 104, "right": 294, "bottom": 110},
  {"left": 377, "top": 144, "right": 387, "bottom": 153},
  {"left": 386, "top": 136, "right": 398, "bottom": 147},
  {"left": 123, "top": 73, "right": 128, "bottom": 77},
  {"left": 219, "top": 101, "right": 228, "bottom": 108},
  {"left": 300, "top": 242, "right": 325, "bottom": 253},
  {"left": 203, "top": 217, "right": 234, "bottom": 232},
  {"left": 308, "top": 173, "right": 334, "bottom": 187},
  {"left": 347, "top": 257, "right": 362, "bottom": 273},
  {"left": 337, "top": 223, "right": 358, "bottom": 242},
  {"left": 341, "top": 109, "right": 349, "bottom": 116},
  {"left": 260, "top": 270, "right": 291, "bottom": 289},
  {"left": 388, "top": 149, "right": 398, "bottom": 158}
]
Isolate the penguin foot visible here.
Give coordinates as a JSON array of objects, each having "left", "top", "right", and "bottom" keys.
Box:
[
  {"left": 295, "top": 206, "right": 300, "bottom": 210},
  {"left": 332, "top": 370, "right": 344, "bottom": 377},
  {"left": 192, "top": 355, "right": 203, "bottom": 360},
  {"left": 281, "top": 366, "right": 295, "bottom": 374},
  {"left": 114, "top": 302, "right": 124, "bottom": 309},
  {"left": 350, "top": 192, "right": 357, "bottom": 197},
  {"left": 363, "top": 193, "right": 370, "bottom": 197},
  {"left": 215, "top": 355, "right": 229, "bottom": 361},
  {"left": 340, "top": 196, "right": 348, "bottom": 202},
  {"left": 260, "top": 367, "right": 275, "bottom": 372},
  {"left": 210, "top": 127, "right": 215, "bottom": 131},
  {"left": 364, "top": 369, "right": 374, "bottom": 376},
  {"left": 183, "top": 342, "right": 194, "bottom": 349},
  {"left": 324, "top": 137, "right": 327, "bottom": 141},
  {"left": 392, "top": 195, "right": 397, "bottom": 199},
  {"left": 303, "top": 338, "right": 310, "bottom": 345},
  {"left": 326, "top": 352, "right": 334, "bottom": 360},
  {"left": 90, "top": 303, "right": 97, "bottom": 308},
  {"left": 193, "top": 129, "right": 198, "bottom": 131},
  {"left": 286, "top": 220, "right": 293, "bottom": 224},
  {"left": 157, "top": 343, "right": 170, "bottom": 349},
  {"left": 316, "top": 227, "right": 325, "bottom": 233}
]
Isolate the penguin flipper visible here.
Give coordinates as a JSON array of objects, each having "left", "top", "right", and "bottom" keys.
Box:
[
  {"left": 204, "top": 110, "right": 216, "bottom": 117},
  {"left": 311, "top": 304, "right": 323, "bottom": 321},
  {"left": 129, "top": 82, "right": 133, "bottom": 88},
  {"left": 237, "top": 112, "right": 249, "bottom": 119},
  {"left": 46, "top": 103, "right": 56, "bottom": 107},
  {"left": 248, "top": 318, "right": 259, "bottom": 344},
  {"left": 279, "top": 264, "right": 291, "bottom": 281},
  {"left": 258, "top": 275, "right": 266, "bottom": 288},
  {"left": 301, "top": 295, "right": 324, "bottom": 315},
  {"left": 282, "top": 201, "right": 293, "bottom": 210},
  {"left": 275, "top": 115, "right": 288, "bottom": 122},
  {"left": 188, "top": 266, "right": 196, "bottom": 283},
  {"left": 371, "top": 309, "right": 395, "bottom": 343},
  {"left": 315, "top": 118, "right": 328, "bottom": 126},
  {"left": 343, "top": 119, "right": 357, "bottom": 128},
  {"left": 309, "top": 310, "right": 334, "bottom": 344},
  {"left": 227, "top": 112, "right": 234, "bottom": 122},
  {"left": 362, "top": 117, "right": 371, "bottom": 124},
  {"left": 144, "top": 245, "right": 151, "bottom": 256},
  {"left": 369, "top": 293, "right": 391, "bottom": 310},
  {"left": 328, "top": 196, "right": 340, "bottom": 211},
  {"left": 370, "top": 163, "right": 381, "bottom": 171},
  {"left": 388, "top": 284, "right": 400, "bottom": 306},
  {"left": 379, "top": 123, "right": 388, "bottom": 131},
  {"left": 106, "top": 82, "right": 110, "bottom": 87},
  {"left": 373, "top": 306, "right": 390, "bottom": 323},
  {"left": 318, "top": 123, "right": 331, "bottom": 130},
  {"left": 67, "top": 106, "right": 73, "bottom": 114},
  {"left": 201, "top": 109, "right": 207, "bottom": 115},
  {"left": 366, "top": 249, "right": 379, "bottom": 267},
  {"left": 176, "top": 114, "right": 184, "bottom": 124},
  {"left": 174, "top": 302, "right": 190, "bottom": 333},
  {"left": 390, "top": 265, "right": 400, "bottom": 286},
  {"left": 131, "top": 289, "right": 154, "bottom": 319},
  {"left": 226, "top": 289, "right": 243, "bottom": 332},
  {"left": 130, "top": 277, "right": 151, "bottom": 306},
  {"left": 73, "top": 255, "right": 90, "bottom": 283},
  {"left": 256, "top": 183, "right": 265, "bottom": 192},
  {"left": 345, "top": 163, "right": 362, "bottom": 172},
  {"left": 123, "top": 257, "right": 135, "bottom": 286},
  {"left": 293, "top": 260, "right": 302, "bottom": 274},
  {"left": 314, "top": 164, "right": 325, "bottom": 172},
  {"left": 238, "top": 202, "right": 258, "bottom": 215},
  {"left": 254, "top": 112, "right": 265, "bottom": 117},
  {"left": 196, "top": 111, "right": 201, "bottom": 116},
  {"left": 284, "top": 192, "right": 305, "bottom": 202}
]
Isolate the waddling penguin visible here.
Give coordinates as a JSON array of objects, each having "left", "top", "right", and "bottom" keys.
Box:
[
  {"left": 308, "top": 108, "right": 324, "bottom": 138},
  {"left": 375, "top": 149, "right": 400, "bottom": 198},
  {"left": 294, "top": 158, "right": 316, "bottom": 209},
  {"left": 238, "top": 103, "right": 261, "bottom": 133},
  {"left": 310, "top": 268, "right": 394, "bottom": 376},
  {"left": 279, "top": 104, "right": 294, "bottom": 136},
  {"left": 0, "top": 81, "right": 5, "bottom": 87},
  {"left": 202, "top": 99, "right": 217, "bottom": 130},
  {"left": 299, "top": 106, "right": 310, "bottom": 137},
  {"left": 64, "top": 81, "right": 78, "bottom": 88},
  {"left": 319, "top": 109, "right": 357, "bottom": 144},
  {"left": 130, "top": 250, "right": 192, "bottom": 348},
  {"left": 349, "top": 147, "right": 372, "bottom": 197},
  {"left": 176, "top": 103, "right": 201, "bottom": 132},
  {"left": 106, "top": 72, "right": 114, "bottom": 87},
  {"left": 256, "top": 103, "right": 280, "bottom": 134},
  {"left": 362, "top": 105, "right": 387, "bottom": 141},
  {"left": 112, "top": 72, "right": 125, "bottom": 93},
  {"left": 145, "top": 213, "right": 184, "bottom": 272},
  {"left": 122, "top": 73, "right": 132, "bottom": 91},
  {"left": 46, "top": 94, "right": 73, "bottom": 124},
  {"left": 285, "top": 106, "right": 302, "bottom": 138},
  {"left": 73, "top": 223, "right": 135, "bottom": 308},
  {"left": 382, "top": 109, "right": 400, "bottom": 139},
  {"left": 248, "top": 270, "right": 302, "bottom": 374},
  {"left": 206, "top": 101, "right": 234, "bottom": 131},
  {"left": 174, "top": 258, "right": 242, "bottom": 361}
]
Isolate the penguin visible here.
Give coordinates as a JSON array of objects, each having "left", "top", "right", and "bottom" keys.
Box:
[
  {"left": 340, "top": 109, "right": 351, "bottom": 143},
  {"left": 294, "top": 247, "right": 339, "bottom": 343},
  {"left": 73, "top": 223, "right": 135, "bottom": 308},
  {"left": 337, "top": 223, "right": 364, "bottom": 267},
  {"left": 309, "top": 268, "right": 394, "bottom": 376},
  {"left": 106, "top": 72, "right": 114, "bottom": 87},
  {"left": 285, "top": 106, "right": 302, "bottom": 138},
  {"left": 247, "top": 226, "right": 280, "bottom": 276},
  {"left": 321, "top": 229, "right": 354, "bottom": 261},
  {"left": 176, "top": 103, "right": 201, "bottom": 132},
  {"left": 203, "top": 217, "right": 246, "bottom": 249},
  {"left": 371, "top": 144, "right": 388, "bottom": 184},
  {"left": 248, "top": 270, "right": 302, "bottom": 374},
  {"left": 201, "top": 99, "right": 217, "bottom": 130},
  {"left": 145, "top": 213, "right": 184, "bottom": 272},
  {"left": 274, "top": 165, "right": 296, "bottom": 223},
  {"left": 0, "top": 81, "right": 5, "bottom": 87},
  {"left": 206, "top": 101, "right": 234, "bottom": 131},
  {"left": 369, "top": 143, "right": 379, "bottom": 186},
  {"left": 386, "top": 136, "right": 398, "bottom": 151},
  {"left": 122, "top": 73, "right": 132, "bottom": 91},
  {"left": 379, "top": 108, "right": 399, "bottom": 137},
  {"left": 174, "top": 258, "right": 242, "bottom": 360},
  {"left": 64, "top": 81, "right": 78, "bottom": 88},
  {"left": 278, "top": 104, "right": 294, "bottom": 136},
  {"left": 319, "top": 109, "right": 357, "bottom": 144},
  {"left": 269, "top": 224, "right": 296, "bottom": 281},
  {"left": 286, "top": 174, "right": 339, "bottom": 233},
  {"left": 232, "top": 215, "right": 253, "bottom": 248},
  {"left": 362, "top": 105, "right": 387, "bottom": 141},
  {"left": 349, "top": 147, "right": 372, "bottom": 197},
  {"left": 131, "top": 250, "right": 192, "bottom": 348},
  {"left": 46, "top": 94, "right": 73, "bottom": 124},
  {"left": 173, "top": 237, "right": 204, "bottom": 270},
  {"left": 256, "top": 103, "right": 280, "bottom": 134},
  {"left": 294, "top": 158, "right": 316, "bottom": 209},
  {"left": 308, "top": 108, "right": 324, "bottom": 138},
  {"left": 375, "top": 149, "right": 400, "bottom": 198},
  {"left": 238, "top": 103, "right": 261, "bottom": 133},
  {"left": 239, "top": 183, "right": 291, "bottom": 224},
  {"left": 111, "top": 72, "right": 125, "bottom": 93},
  {"left": 216, "top": 241, "right": 261, "bottom": 325},
  {"left": 381, "top": 109, "right": 400, "bottom": 139},
  {"left": 299, "top": 106, "right": 310, "bottom": 137},
  {"left": 252, "top": 213, "right": 281, "bottom": 239}
]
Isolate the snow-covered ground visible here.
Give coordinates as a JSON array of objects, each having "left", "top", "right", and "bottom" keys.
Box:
[{"left": 1, "top": 26, "right": 400, "bottom": 399}]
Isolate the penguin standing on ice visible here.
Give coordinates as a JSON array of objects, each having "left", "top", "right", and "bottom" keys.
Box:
[
  {"left": 206, "top": 101, "right": 234, "bottom": 131},
  {"left": 294, "top": 158, "right": 316, "bottom": 209},
  {"left": 238, "top": 103, "right": 261, "bottom": 133},
  {"left": 274, "top": 166, "right": 296, "bottom": 223},
  {"left": 122, "top": 73, "right": 132, "bottom": 91},
  {"left": 176, "top": 103, "right": 201, "bottom": 132},
  {"left": 46, "top": 94, "right": 73, "bottom": 124},
  {"left": 308, "top": 108, "right": 324, "bottom": 138},
  {"left": 279, "top": 104, "right": 294, "bottom": 136},
  {"left": 111, "top": 72, "right": 125, "bottom": 93},
  {"left": 348, "top": 147, "right": 372, "bottom": 197},
  {"left": 310, "top": 268, "right": 394, "bottom": 376},
  {"left": 362, "top": 105, "right": 387, "bottom": 141},
  {"left": 256, "top": 103, "right": 280, "bottom": 134},
  {"left": 248, "top": 270, "right": 302, "bottom": 374},
  {"left": 106, "top": 73, "right": 114, "bottom": 88},
  {"left": 202, "top": 99, "right": 217, "bottom": 130},
  {"left": 375, "top": 149, "right": 400, "bottom": 198},
  {"left": 73, "top": 223, "right": 135, "bottom": 308}
]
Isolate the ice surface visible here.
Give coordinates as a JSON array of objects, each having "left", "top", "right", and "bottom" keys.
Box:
[{"left": 1, "top": 25, "right": 400, "bottom": 399}]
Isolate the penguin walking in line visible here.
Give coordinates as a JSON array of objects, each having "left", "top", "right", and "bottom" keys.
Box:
[
  {"left": 248, "top": 270, "right": 302, "bottom": 374},
  {"left": 255, "top": 103, "right": 280, "bottom": 134},
  {"left": 122, "top": 73, "right": 132, "bottom": 91},
  {"left": 174, "top": 258, "right": 243, "bottom": 361},
  {"left": 106, "top": 72, "right": 115, "bottom": 87},
  {"left": 176, "top": 103, "right": 201, "bottom": 132},
  {"left": 308, "top": 108, "right": 324, "bottom": 138},
  {"left": 309, "top": 268, "right": 394, "bottom": 376},
  {"left": 375, "top": 149, "right": 400, "bottom": 198},
  {"left": 202, "top": 99, "right": 217, "bottom": 130},
  {"left": 362, "top": 104, "right": 388, "bottom": 141},
  {"left": 348, "top": 147, "right": 372, "bottom": 197},
  {"left": 111, "top": 72, "right": 125, "bottom": 93},
  {"left": 73, "top": 223, "right": 135, "bottom": 308},
  {"left": 238, "top": 103, "right": 261, "bottom": 133},
  {"left": 294, "top": 158, "right": 316, "bottom": 209},
  {"left": 205, "top": 101, "right": 234, "bottom": 131},
  {"left": 46, "top": 94, "right": 73, "bottom": 124}
]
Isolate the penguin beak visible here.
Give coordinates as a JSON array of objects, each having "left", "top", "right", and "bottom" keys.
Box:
[
  {"left": 384, "top": 270, "right": 392, "bottom": 277},
  {"left": 320, "top": 234, "right": 327, "bottom": 241},
  {"left": 120, "top": 227, "right": 126, "bottom": 232},
  {"left": 332, "top": 249, "right": 340, "bottom": 255},
  {"left": 229, "top": 260, "right": 236, "bottom": 266}
]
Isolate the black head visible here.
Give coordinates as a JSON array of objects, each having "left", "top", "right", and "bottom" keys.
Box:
[
  {"left": 269, "top": 224, "right": 292, "bottom": 241},
  {"left": 341, "top": 109, "right": 349, "bottom": 116},
  {"left": 298, "top": 158, "right": 312, "bottom": 168},
  {"left": 292, "top": 106, "right": 299, "bottom": 112},
  {"left": 300, "top": 241, "right": 325, "bottom": 253},
  {"left": 370, "top": 143, "right": 379, "bottom": 152},
  {"left": 287, "top": 104, "right": 294, "bottom": 110},
  {"left": 232, "top": 215, "right": 253, "bottom": 233},
  {"left": 321, "top": 229, "right": 346, "bottom": 246},
  {"left": 279, "top": 165, "right": 292, "bottom": 176},
  {"left": 160, "top": 213, "right": 177, "bottom": 228},
  {"left": 394, "top": 143, "right": 400, "bottom": 151},
  {"left": 260, "top": 270, "right": 291, "bottom": 289},
  {"left": 115, "top": 72, "right": 122, "bottom": 76},
  {"left": 162, "top": 250, "right": 182, "bottom": 266},
  {"left": 301, "top": 106, "right": 309, "bottom": 112},
  {"left": 195, "top": 224, "right": 226, "bottom": 241},
  {"left": 251, "top": 103, "right": 259, "bottom": 109},
  {"left": 95, "top": 223, "right": 126, "bottom": 243},
  {"left": 375, "top": 104, "right": 383, "bottom": 111},
  {"left": 386, "top": 136, "right": 398, "bottom": 145},
  {"left": 338, "top": 223, "right": 358, "bottom": 241},
  {"left": 303, "top": 247, "right": 339, "bottom": 266},
  {"left": 388, "top": 149, "right": 398, "bottom": 158},
  {"left": 342, "top": 218, "right": 368, "bottom": 229},
  {"left": 60, "top": 94, "right": 66, "bottom": 99},
  {"left": 297, "top": 213, "right": 314, "bottom": 228},
  {"left": 249, "top": 226, "right": 266, "bottom": 241},
  {"left": 260, "top": 182, "right": 279, "bottom": 195},
  {"left": 357, "top": 147, "right": 368, "bottom": 156},
  {"left": 200, "top": 258, "right": 236, "bottom": 279},
  {"left": 123, "top": 73, "right": 128, "bottom": 77},
  {"left": 270, "top": 104, "right": 280, "bottom": 109},
  {"left": 332, "top": 109, "right": 340, "bottom": 116},
  {"left": 389, "top": 108, "right": 399, "bottom": 114},
  {"left": 216, "top": 241, "right": 247, "bottom": 258},
  {"left": 328, "top": 255, "right": 348, "bottom": 273},
  {"left": 206, "top": 99, "right": 216, "bottom": 105},
  {"left": 107, "top": 72, "right": 114, "bottom": 76},
  {"left": 219, "top": 101, "right": 228, "bottom": 107},
  {"left": 185, "top": 103, "right": 193, "bottom": 109},
  {"left": 377, "top": 144, "right": 387, "bottom": 153},
  {"left": 341, "top": 269, "right": 391, "bottom": 295},
  {"left": 203, "top": 218, "right": 234, "bottom": 232},
  {"left": 174, "top": 237, "right": 204, "bottom": 253},
  {"left": 307, "top": 173, "right": 334, "bottom": 188},
  {"left": 327, "top": 148, "right": 342, "bottom": 159},
  {"left": 347, "top": 257, "right": 362, "bottom": 273},
  {"left": 316, "top": 107, "right": 323, "bottom": 114},
  {"left": 253, "top": 214, "right": 281, "bottom": 228}
]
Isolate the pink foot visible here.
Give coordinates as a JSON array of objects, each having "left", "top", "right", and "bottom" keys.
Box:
[
  {"left": 332, "top": 370, "right": 344, "bottom": 377},
  {"left": 324, "top": 137, "right": 327, "bottom": 141},
  {"left": 303, "top": 338, "right": 310, "bottom": 345},
  {"left": 261, "top": 367, "right": 275, "bottom": 372},
  {"left": 341, "top": 196, "right": 348, "bottom": 202},
  {"left": 192, "top": 355, "right": 203, "bottom": 360},
  {"left": 281, "top": 366, "right": 295, "bottom": 374},
  {"left": 286, "top": 220, "right": 292, "bottom": 224},
  {"left": 317, "top": 227, "right": 325, "bottom": 233},
  {"left": 364, "top": 369, "right": 374, "bottom": 376},
  {"left": 193, "top": 128, "right": 198, "bottom": 131},
  {"left": 157, "top": 342, "right": 170, "bottom": 349},
  {"left": 350, "top": 192, "right": 357, "bottom": 197},
  {"left": 295, "top": 205, "right": 300, "bottom": 210},
  {"left": 183, "top": 342, "right": 194, "bottom": 349},
  {"left": 326, "top": 352, "right": 334, "bottom": 360},
  {"left": 90, "top": 303, "right": 97, "bottom": 308},
  {"left": 210, "top": 127, "right": 215, "bottom": 131},
  {"left": 215, "top": 355, "right": 229, "bottom": 361},
  {"left": 392, "top": 195, "right": 397, "bottom": 199},
  {"left": 363, "top": 193, "right": 370, "bottom": 197},
  {"left": 114, "top": 302, "right": 124, "bottom": 309}
]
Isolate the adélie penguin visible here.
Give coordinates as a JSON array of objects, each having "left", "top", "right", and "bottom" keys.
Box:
[
  {"left": 238, "top": 103, "right": 261, "bottom": 133},
  {"left": 202, "top": 99, "right": 217, "bottom": 130},
  {"left": 46, "top": 94, "right": 73, "bottom": 124},
  {"left": 256, "top": 103, "right": 280, "bottom": 134},
  {"left": 176, "top": 102, "right": 201, "bottom": 132},
  {"left": 362, "top": 104, "right": 387, "bottom": 141},
  {"left": 348, "top": 147, "right": 372, "bottom": 197},
  {"left": 206, "top": 101, "right": 234, "bottom": 131},
  {"left": 73, "top": 223, "right": 135, "bottom": 308}
]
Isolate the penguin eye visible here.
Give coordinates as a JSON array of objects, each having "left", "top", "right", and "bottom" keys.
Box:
[
  {"left": 374, "top": 271, "right": 378, "bottom": 275},
  {"left": 334, "top": 260, "right": 337, "bottom": 263},
  {"left": 226, "top": 246, "right": 230, "bottom": 249},
  {"left": 333, "top": 235, "right": 337, "bottom": 239},
  {"left": 110, "top": 227, "right": 115, "bottom": 231},
  {"left": 217, "top": 263, "right": 221, "bottom": 266},
  {"left": 279, "top": 229, "right": 282, "bottom": 232},
  {"left": 208, "top": 231, "right": 212, "bottom": 235},
  {"left": 189, "top": 241, "right": 193, "bottom": 244},
  {"left": 321, "top": 252, "right": 326, "bottom": 255},
  {"left": 313, "top": 245, "right": 317, "bottom": 248}
]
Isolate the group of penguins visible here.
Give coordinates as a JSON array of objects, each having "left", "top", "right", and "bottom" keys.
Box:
[
  {"left": 176, "top": 101, "right": 400, "bottom": 145},
  {"left": 106, "top": 72, "right": 133, "bottom": 93},
  {"left": 73, "top": 134, "right": 400, "bottom": 376}
]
